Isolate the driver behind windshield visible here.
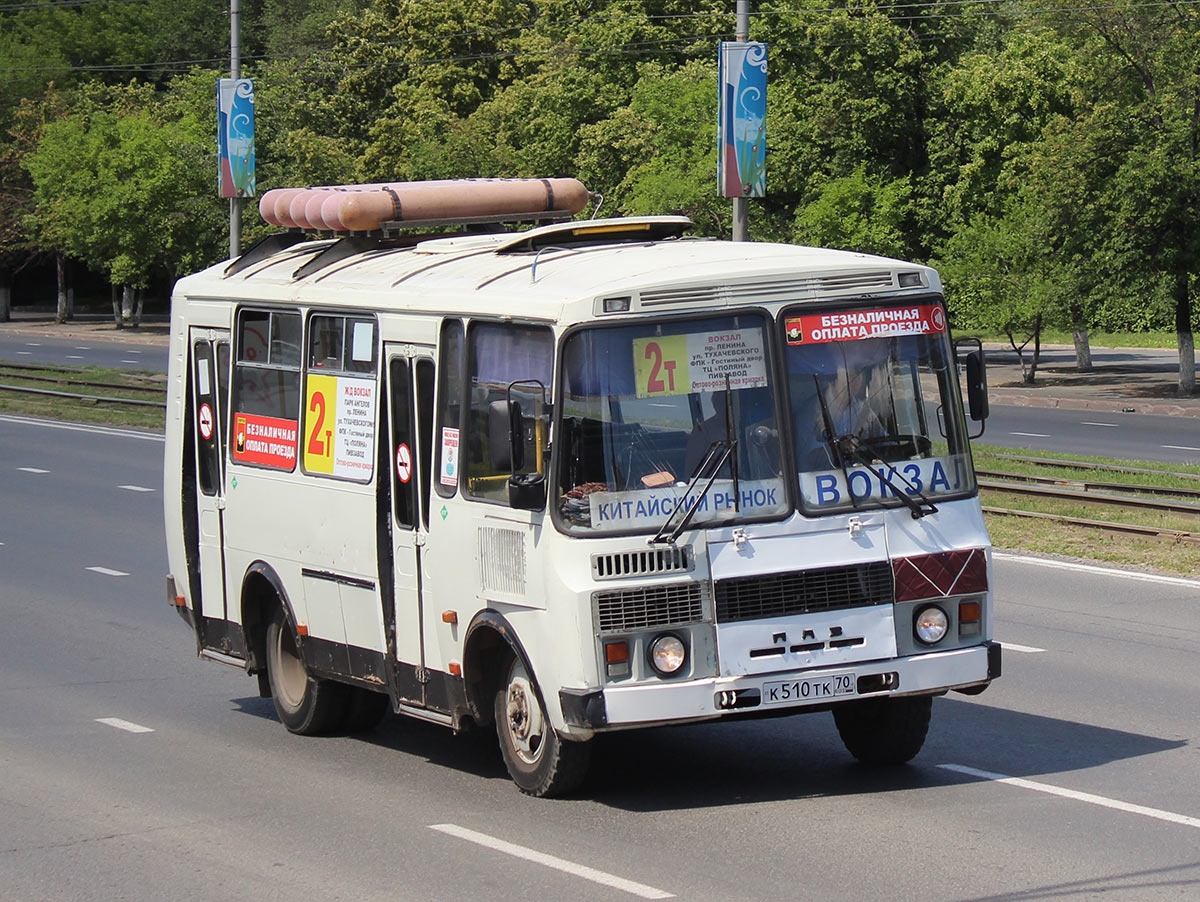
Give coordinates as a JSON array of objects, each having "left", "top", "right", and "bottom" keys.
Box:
[{"left": 794, "top": 339, "right": 895, "bottom": 469}]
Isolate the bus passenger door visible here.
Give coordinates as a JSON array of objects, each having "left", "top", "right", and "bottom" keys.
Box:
[
  {"left": 187, "top": 329, "right": 233, "bottom": 651},
  {"left": 385, "top": 350, "right": 435, "bottom": 706}
]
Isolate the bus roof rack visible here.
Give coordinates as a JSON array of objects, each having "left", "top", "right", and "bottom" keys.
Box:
[
  {"left": 494, "top": 216, "right": 694, "bottom": 254},
  {"left": 378, "top": 209, "right": 576, "bottom": 236},
  {"left": 224, "top": 231, "right": 309, "bottom": 277}
]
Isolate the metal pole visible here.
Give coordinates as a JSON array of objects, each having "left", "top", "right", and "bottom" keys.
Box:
[
  {"left": 229, "top": 0, "right": 242, "bottom": 258},
  {"left": 732, "top": 0, "right": 750, "bottom": 242}
]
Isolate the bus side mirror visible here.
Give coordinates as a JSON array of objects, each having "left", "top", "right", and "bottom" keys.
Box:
[
  {"left": 955, "top": 338, "right": 988, "bottom": 437},
  {"left": 504, "top": 380, "right": 549, "bottom": 511},
  {"left": 509, "top": 472, "right": 546, "bottom": 510}
]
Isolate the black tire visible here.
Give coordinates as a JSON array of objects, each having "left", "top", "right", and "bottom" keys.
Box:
[
  {"left": 833, "top": 695, "right": 933, "bottom": 765},
  {"left": 494, "top": 655, "right": 591, "bottom": 797},
  {"left": 341, "top": 686, "right": 390, "bottom": 733},
  {"left": 265, "top": 607, "right": 348, "bottom": 735}
]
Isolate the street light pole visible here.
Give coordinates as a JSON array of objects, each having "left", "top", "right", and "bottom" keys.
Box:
[
  {"left": 229, "top": 0, "right": 242, "bottom": 258},
  {"left": 732, "top": 0, "right": 750, "bottom": 243}
]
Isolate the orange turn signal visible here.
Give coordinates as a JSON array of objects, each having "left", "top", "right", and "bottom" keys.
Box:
[{"left": 605, "top": 641, "right": 630, "bottom": 664}]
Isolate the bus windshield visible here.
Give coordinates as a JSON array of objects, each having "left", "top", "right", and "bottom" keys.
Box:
[
  {"left": 556, "top": 313, "right": 788, "bottom": 534},
  {"left": 783, "top": 302, "right": 976, "bottom": 514}
]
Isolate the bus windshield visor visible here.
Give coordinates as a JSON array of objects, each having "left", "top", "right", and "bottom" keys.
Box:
[
  {"left": 556, "top": 314, "right": 788, "bottom": 534},
  {"left": 783, "top": 302, "right": 976, "bottom": 514}
]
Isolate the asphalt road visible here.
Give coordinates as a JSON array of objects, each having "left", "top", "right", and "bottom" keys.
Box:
[
  {"left": 983, "top": 404, "right": 1200, "bottom": 464},
  {"left": 3, "top": 413, "right": 1200, "bottom": 900},
  {"left": 0, "top": 329, "right": 169, "bottom": 372}
]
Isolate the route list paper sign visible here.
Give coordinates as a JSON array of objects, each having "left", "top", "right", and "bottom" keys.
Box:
[
  {"left": 303, "top": 374, "right": 376, "bottom": 480},
  {"left": 632, "top": 329, "right": 768, "bottom": 398}
]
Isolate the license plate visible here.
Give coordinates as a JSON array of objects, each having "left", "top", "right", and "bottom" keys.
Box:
[{"left": 762, "top": 672, "right": 856, "bottom": 705}]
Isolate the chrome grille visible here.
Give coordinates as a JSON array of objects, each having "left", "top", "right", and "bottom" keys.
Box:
[
  {"left": 594, "top": 583, "right": 705, "bottom": 632},
  {"left": 715, "top": 562, "right": 893, "bottom": 623}
]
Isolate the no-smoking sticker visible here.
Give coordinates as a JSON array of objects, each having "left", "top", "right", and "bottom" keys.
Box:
[
  {"left": 395, "top": 443, "right": 412, "bottom": 484},
  {"left": 198, "top": 402, "right": 214, "bottom": 441}
]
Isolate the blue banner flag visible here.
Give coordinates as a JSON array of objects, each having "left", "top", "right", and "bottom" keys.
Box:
[
  {"left": 717, "top": 42, "right": 767, "bottom": 199},
  {"left": 218, "top": 78, "right": 256, "bottom": 198}
]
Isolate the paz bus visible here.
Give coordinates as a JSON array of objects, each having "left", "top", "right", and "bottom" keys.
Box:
[{"left": 163, "top": 177, "right": 999, "bottom": 797}]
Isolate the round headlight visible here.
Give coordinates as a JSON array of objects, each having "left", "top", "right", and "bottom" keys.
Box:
[
  {"left": 914, "top": 606, "right": 949, "bottom": 645},
  {"left": 648, "top": 634, "right": 686, "bottom": 675}
]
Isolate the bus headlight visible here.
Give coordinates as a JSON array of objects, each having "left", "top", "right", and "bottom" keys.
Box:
[
  {"left": 648, "top": 634, "right": 686, "bottom": 675},
  {"left": 914, "top": 606, "right": 949, "bottom": 645}
]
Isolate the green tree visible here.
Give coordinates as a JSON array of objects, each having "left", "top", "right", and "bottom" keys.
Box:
[
  {"left": 23, "top": 80, "right": 225, "bottom": 324},
  {"left": 936, "top": 192, "right": 1065, "bottom": 383},
  {"left": 791, "top": 166, "right": 911, "bottom": 257},
  {"left": 1009, "top": 0, "right": 1200, "bottom": 392}
]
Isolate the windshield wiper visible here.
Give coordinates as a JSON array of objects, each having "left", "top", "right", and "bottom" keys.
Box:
[
  {"left": 813, "top": 375, "right": 861, "bottom": 507},
  {"left": 833, "top": 434, "right": 939, "bottom": 519},
  {"left": 648, "top": 440, "right": 734, "bottom": 545}
]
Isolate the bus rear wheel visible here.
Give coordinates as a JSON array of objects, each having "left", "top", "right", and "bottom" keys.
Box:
[
  {"left": 833, "top": 695, "right": 932, "bottom": 765},
  {"left": 494, "top": 655, "right": 591, "bottom": 797},
  {"left": 266, "top": 607, "right": 347, "bottom": 735}
]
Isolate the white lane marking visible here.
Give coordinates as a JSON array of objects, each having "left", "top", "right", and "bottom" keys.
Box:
[
  {"left": 16, "top": 350, "right": 31, "bottom": 355},
  {"left": 1001, "top": 642, "right": 1045, "bottom": 653},
  {"left": 17, "top": 467, "right": 49, "bottom": 474},
  {"left": 119, "top": 484, "right": 155, "bottom": 493},
  {"left": 1010, "top": 431, "right": 1051, "bottom": 438},
  {"left": 120, "top": 359, "right": 140, "bottom": 364},
  {"left": 87, "top": 566, "right": 129, "bottom": 577},
  {"left": 96, "top": 717, "right": 154, "bottom": 734},
  {"left": 430, "top": 823, "right": 674, "bottom": 899},
  {"left": 939, "top": 764, "right": 1200, "bottom": 829},
  {"left": 65, "top": 355, "right": 84, "bottom": 360},
  {"left": 1081, "top": 421, "right": 1117, "bottom": 427},
  {"left": 0, "top": 414, "right": 164, "bottom": 441},
  {"left": 994, "top": 551, "right": 1200, "bottom": 588},
  {"left": 1162, "top": 444, "right": 1200, "bottom": 452}
]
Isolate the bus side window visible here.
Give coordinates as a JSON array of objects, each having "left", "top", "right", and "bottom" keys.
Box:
[
  {"left": 434, "top": 319, "right": 464, "bottom": 498},
  {"left": 463, "top": 322, "right": 553, "bottom": 503},
  {"left": 193, "top": 341, "right": 220, "bottom": 495}
]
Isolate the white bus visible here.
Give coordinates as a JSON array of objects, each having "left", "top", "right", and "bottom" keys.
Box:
[{"left": 164, "top": 178, "right": 999, "bottom": 797}]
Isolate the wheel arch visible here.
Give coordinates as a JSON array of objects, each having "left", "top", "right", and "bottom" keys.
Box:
[
  {"left": 462, "top": 610, "right": 540, "bottom": 729},
  {"left": 241, "top": 561, "right": 296, "bottom": 696}
]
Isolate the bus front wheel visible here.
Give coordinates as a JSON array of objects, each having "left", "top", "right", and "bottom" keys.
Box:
[
  {"left": 494, "top": 655, "right": 591, "bottom": 797},
  {"left": 833, "top": 695, "right": 932, "bottom": 765},
  {"left": 266, "top": 607, "right": 347, "bottom": 735}
]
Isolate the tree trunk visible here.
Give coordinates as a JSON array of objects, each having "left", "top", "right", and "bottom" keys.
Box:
[
  {"left": 1174, "top": 269, "right": 1194, "bottom": 396},
  {"left": 1029, "top": 316, "right": 1042, "bottom": 383},
  {"left": 1072, "top": 328, "right": 1092, "bottom": 372},
  {"left": 0, "top": 270, "right": 10, "bottom": 322},
  {"left": 121, "top": 285, "right": 136, "bottom": 325},
  {"left": 111, "top": 283, "right": 121, "bottom": 326},
  {"left": 132, "top": 289, "right": 143, "bottom": 327},
  {"left": 1068, "top": 300, "right": 1092, "bottom": 372},
  {"left": 55, "top": 254, "right": 68, "bottom": 324},
  {"left": 1008, "top": 314, "right": 1044, "bottom": 384}
]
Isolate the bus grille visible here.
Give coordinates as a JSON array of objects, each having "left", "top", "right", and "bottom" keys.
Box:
[
  {"left": 594, "top": 583, "right": 706, "bottom": 633},
  {"left": 715, "top": 562, "right": 893, "bottom": 623},
  {"left": 592, "top": 545, "right": 693, "bottom": 580}
]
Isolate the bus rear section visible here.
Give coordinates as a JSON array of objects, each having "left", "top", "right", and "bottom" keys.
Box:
[{"left": 162, "top": 182, "right": 998, "bottom": 798}]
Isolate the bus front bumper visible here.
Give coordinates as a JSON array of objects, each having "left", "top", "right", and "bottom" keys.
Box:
[{"left": 559, "top": 641, "right": 1000, "bottom": 731}]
